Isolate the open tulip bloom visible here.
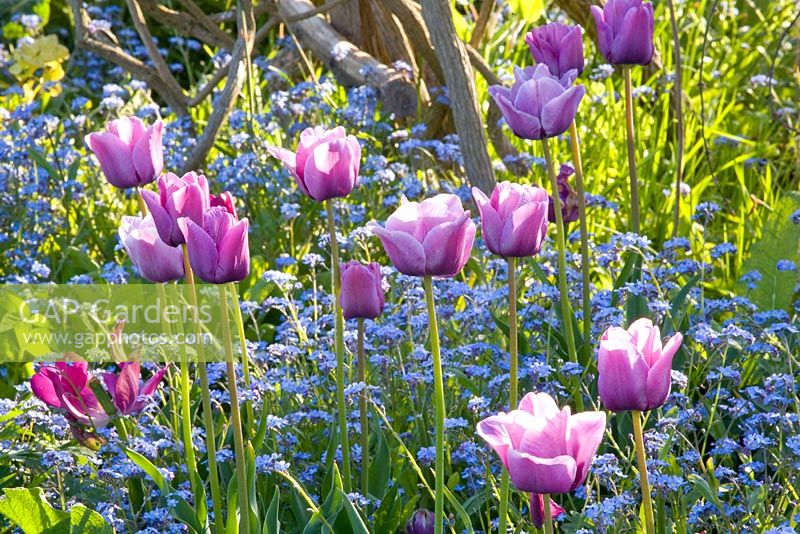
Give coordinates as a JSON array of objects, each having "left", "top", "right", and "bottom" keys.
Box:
[
  {"left": 477, "top": 392, "right": 605, "bottom": 527},
  {"left": 179, "top": 206, "right": 250, "bottom": 284},
  {"left": 591, "top": 0, "right": 655, "bottom": 66},
  {"left": 85, "top": 116, "right": 163, "bottom": 189},
  {"left": 598, "top": 318, "right": 683, "bottom": 413},
  {"left": 119, "top": 215, "right": 185, "bottom": 283},
  {"left": 31, "top": 358, "right": 110, "bottom": 428},
  {"left": 472, "top": 182, "right": 549, "bottom": 258},
  {"left": 488, "top": 64, "right": 585, "bottom": 141},
  {"left": 368, "top": 194, "right": 475, "bottom": 278},
  {"left": 268, "top": 126, "right": 361, "bottom": 202},
  {"left": 102, "top": 362, "right": 168, "bottom": 416}
]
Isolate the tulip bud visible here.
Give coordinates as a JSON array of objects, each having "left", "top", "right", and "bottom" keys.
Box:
[
  {"left": 405, "top": 509, "right": 435, "bottom": 534},
  {"left": 85, "top": 116, "right": 163, "bottom": 188},
  {"left": 591, "top": 0, "right": 655, "bottom": 66},
  {"left": 340, "top": 261, "right": 384, "bottom": 320},
  {"left": 598, "top": 319, "right": 683, "bottom": 412},
  {"left": 547, "top": 164, "right": 580, "bottom": 225},
  {"left": 472, "top": 182, "right": 549, "bottom": 258},
  {"left": 525, "top": 23, "right": 584, "bottom": 78},
  {"left": 269, "top": 126, "right": 361, "bottom": 202}
]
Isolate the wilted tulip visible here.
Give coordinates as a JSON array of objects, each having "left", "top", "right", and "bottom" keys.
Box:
[
  {"left": 31, "top": 357, "right": 110, "bottom": 428},
  {"left": 85, "top": 116, "right": 163, "bottom": 188},
  {"left": 591, "top": 0, "right": 655, "bottom": 66},
  {"left": 141, "top": 171, "right": 232, "bottom": 247},
  {"left": 471, "top": 182, "right": 549, "bottom": 258},
  {"left": 405, "top": 509, "right": 435, "bottom": 534},
  {"left": 547, "top": 164, "right": 580, "bottom": 225},
  {"left": 598, "top": 319, "right": 683, "bottom": 412},
  {"left": 525, "top": 22, "right": 584, "bottom": 78},
  {"left": 340, "top": 261, "right": 384, "bottom": 320},
  {"left": 530, "top": 493, "right": 565, "bottom": 529},
  {"left": 368, "top": 194, "right": 475, "bottom": 278},
  {"left": 477, "top": 392, "right": 605, "bottom": 494},
  {"left": 102, "top": 362, "right": 168, "bottom": 416},
  {"left": 268, "top": 126, "right": 361, "bottom": 202},
  {"left": 179, "top": 206, "right": 250, "bottom": 284},
  {"left": 489, "top": 64, "right": 585, "bottom": 140},
  {"left": 119, "top": 215, "right": 184, "bottom": 283}
]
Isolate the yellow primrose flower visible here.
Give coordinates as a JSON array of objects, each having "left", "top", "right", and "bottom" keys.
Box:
[{"left": 9, "top": 34, "right": 69, "bottom": 81}]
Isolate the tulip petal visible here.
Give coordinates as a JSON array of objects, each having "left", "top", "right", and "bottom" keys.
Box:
[
  {"left": 180, "top": 217, "right": 220, "bottom": 284},
  {"left": 566, "top": 410, "right": 606, "bottom": 488},
  {"left": 422, "top": 213, "right": 475, "bottom": 277},
  {"left": 303, "top": 138, "right": 357, "bottom": 201},
  {"left": 114, "top": 362, "right": 140, "bottom": 414},
  {"left": 132, "top": 122, "right": 163, "bottom": 185},
  {"left": 141, "top": 189, "right": 182, "bottom": 246},
  {"left": 597, "top": 339, "right": 649, "bottom": 412},
  {"left": 489, "top": 85, "right": 543, "bottom": 140},
  {"left": 611, "top": 6, "right": 654, "bottom": 65},
  {"left": 85, "top": 132, "right": 136, "bottom": 188},
  {"left": 646, "top": 332, "right": 681, "bottom": 410},
  {"left": 476, "top": 414, "right": 514, "bottom": 468},
  {"left": 369, "top": 223, "right": 426, "bottom": 276},
  {"left": 472, "top": 187, "right": 505, "bottom": 256},
  {"left": 31, "top": 371, "right": 61, "bottom": 407},
  {"left": 215, "top": 218, "right": 250, "bottom": 283},
  {"left": 499, "top": 200, "right": 548, "bottom": 257},
  {"left": 541, "top": 84, "right": 585, "bottom": 138},
  {"left": 518, "top": 392, "right": 560, "bottom": 417},
  {"left": 340, "top": 263, "right": 383, "bottom": 320},
  {"left": 530, "top": 494, "right": 566, "bottom": 528},
  {"left": 506, "top": 450, "right": 577, "bottom": 494}
]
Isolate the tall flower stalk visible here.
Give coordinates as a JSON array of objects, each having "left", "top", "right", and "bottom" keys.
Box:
[
  {"left": 542, "top": 138, "right": 582, "bottom": 410},
  {"left": 632, "top": 410, "right": 655, "bottom": 534},
  {"left": 497, "top": 256, "right": 517, "bottom": 534},
  {"left": 218, "top": 283, "right": 250, "bottom": 534},
  {"left": 356, "top": 318, "right": 369, "bottom": 494},
  {"left": 326, "top": 199, "right": 352, "bottom": 491},
  {"left": 567, "top": 121, "right": 592, "bottom": 342},
  {"left": 423, "top": 276, "right": 445, "bottom": 534},
  {"left": 230, "top": 283, "right": 255, "bottom": 431},
  {"left": 182, "top": 245, "right": 223, "bottom": 533},
  {"left": 623, "top": 67, "right": 641, "bottom": 234}
]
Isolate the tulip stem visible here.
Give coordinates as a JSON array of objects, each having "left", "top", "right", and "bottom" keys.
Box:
[
  {"left": 623, "top": 67, "right": 641, "bottom": 235},
  {"left": 325, "top": 199, "right": 352, "bottom": 493},
  {"left": 357, "top": 318, "right": 369, "bottom": 496},
  {"left": 632, "top": 410, "right": 655, "bottom": 534},
  {"left": 157, "top": 283, "right": 200, "bottom": 510},
  {"left": 230, "top": 283, "right": 254, "bottom": 433},
  {"left": 543, "top": 494, "right": 554, "bottom": 534},
  {"left": 182, "top": 245, "right": 224, "bottom": 534},
  {"left": 568, "top": 121, "right": 592, "bottom": 344},
  {"left": 423, "top": 276, "right": 445, "bottom": 534},
  {"left": 541, "top": 138, "right": 583, "bottom": 412},
  {"left": 497, "top": 256, "right": 518, "bottom": 534},
  {"left": 218, "top": 283, "right": 250, "bottom": 534}
]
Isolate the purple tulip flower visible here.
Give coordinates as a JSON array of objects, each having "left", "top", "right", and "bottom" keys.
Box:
[
  {"left": 547, "top": 164, "right": 580, "bottom": 224},
  {"left": 340, "top": 261, "right": 385, "bottom": 320},
  {"left": 85, "top": 116, "right": 163, "bottom": 188},
  {"left": 472, "top": 182, "right": 549, "bottom": 258},
  {"left": 179, "top": 206, "right": 250, "bottom": 284},
  {"left": 102, "top": 362, "right": 168, "bottom": 416},
  {"left": 31, "top": 357, "right": 110, "bottom": 428},
  {"left": 368, "top": 194, "right": 475, "bottom": 278},
  {"left": 405, "top": 509, "right": 435, "bottom": 534},
  {"left": 525, "top": 22, "right": 584, "bottom": 78},
  {"left": 530, "top": 493, "right": 565, "bottom": 529},
  {"left": 598, "top": 319, "right": 683, "bottom": 412},
  {"left": 268, "top": 126, "right": 361, "bottom": 202},
  {"left": 477, "top": 392, "right": 605, "bottom": 494},
  {"left": 119, "top": 215, "right": 185, "bottom": 283},
  {"left": 489, "top": 64, "right": 585, "bottom": 140},
  {"left": 591, "top": 0, "right": 655, "bottom": 66}
]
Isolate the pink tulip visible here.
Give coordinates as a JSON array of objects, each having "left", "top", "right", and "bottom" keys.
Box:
[
  {"left": 530, "top": 493, "right": 565, "bottom": 528},
  {"left": 31, "top": 356, "right": 110, "bottom": 428},
  {"left": 477, "top": 392, "right": 605, "bottom": 494},
  {"left": 141, "top": 171, "right": 210, "bottom": 246},
  {"left": 102, "top": 362, "right": 168, "bottom": 416},
  {"left": 268, "top": 126, "right": 361, "bottom": 202},
  {"left": 598, "top": 319, "right": 683, "bottom": 412},
  {"left": 119, "top": 215, "right": 185, "bottom": 282},
  {"left": 472, "top": 182, "right": 549, "bottom": 258},
  {"left": 85, "top": 116, "right": 163, "bottom": 188},
  {"left": 368, "top": 194, "right": 475, "bottom": 278},
  {"left": 179, "top": 206, "right": 250, "bottom": 284},
  {"left": 340, "top": 261, "right": 384, "bottom": 320},
  {"left": 525, "top": 22, "right": 585, "bottom": 78}
]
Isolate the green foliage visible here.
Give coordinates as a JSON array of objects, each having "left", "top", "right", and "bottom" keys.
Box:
[{"left": 0, "top": 487, "right": 111, "bottom": 534}]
